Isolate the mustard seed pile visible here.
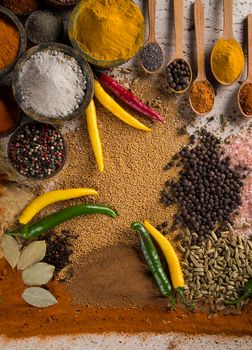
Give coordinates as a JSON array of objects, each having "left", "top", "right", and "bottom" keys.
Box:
[{"left": 161, "top": 129, "right": 247, "bottom": 244}]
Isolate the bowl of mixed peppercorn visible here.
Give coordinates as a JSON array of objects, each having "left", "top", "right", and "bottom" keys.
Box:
[{"left": 8, "top": 122, "right": 67, "bottom": 179}]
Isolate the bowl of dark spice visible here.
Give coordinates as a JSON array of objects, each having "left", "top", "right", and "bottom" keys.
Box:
[
  {"left": 3, "top": 0, "right": 39, "bottom": 16},
  {"left": 25, "top": 11, "right": 63, "bottom": 44},
  {"left": 0, "top": 84, "right": 22, "bottom": 138},
  {"left": 13, "top": 43, "right": 94, "bottom": 125},
  {"left": 0, "top": 6, "right": 26, "bottom": 78},
  {"left": 8, "top": 123, "right": 67, "bottom": 179}
]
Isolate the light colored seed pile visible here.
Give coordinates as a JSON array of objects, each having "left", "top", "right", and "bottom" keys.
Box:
[{"left": 180, "top": 229, "right": 252, "bottom": 313}]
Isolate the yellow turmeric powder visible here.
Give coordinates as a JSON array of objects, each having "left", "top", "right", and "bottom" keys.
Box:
[
  {"left": 70, "top": 0, "right": 144, "bottom": 62},
  {"left": 211, "top": 39, "right": 244, "bottom": 84}
]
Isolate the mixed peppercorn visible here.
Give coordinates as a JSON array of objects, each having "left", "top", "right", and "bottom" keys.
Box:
[
  {"left": 8, "top": 123, "right": 66, "bottom": 179},
  {"left": 161, "top": 129, "right": 247, "bottom": 244}
]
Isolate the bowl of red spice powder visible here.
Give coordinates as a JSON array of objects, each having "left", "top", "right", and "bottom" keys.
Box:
[
  {"left": 0, "top": 6, "right": 27, "bottom": 78},
  {"left": 0, "top": 84, "right": 22, "bottom": 138}
]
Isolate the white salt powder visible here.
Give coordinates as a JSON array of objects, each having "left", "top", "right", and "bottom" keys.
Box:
[{"left": 19, "top": 49, "right": 87, "bottom": 118}]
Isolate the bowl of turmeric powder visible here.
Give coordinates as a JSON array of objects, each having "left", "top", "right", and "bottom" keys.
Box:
[
  {"left": 68, "top": 0, "right": 145, "bottom": 68},
  {"left": 0, "top": 6, "right": 27, "bottom": 78}
]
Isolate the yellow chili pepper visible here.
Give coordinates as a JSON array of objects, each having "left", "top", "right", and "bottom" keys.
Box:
[
  {"left": 94, "top": 80, "right": 151, "bottom": 132},
  {"left": 19, "top": 188, "right": 98, "bottom": 225},
  {"left": 144, "top": 220, "right": 194, "bottom": 309},
  {"left": 86, "top": 100, "right": 104, "bottom": 173}
]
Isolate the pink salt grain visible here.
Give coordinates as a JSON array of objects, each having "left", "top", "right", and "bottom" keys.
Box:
[{"left": 223, "top": 133, "right": 252, "bottom": 237}]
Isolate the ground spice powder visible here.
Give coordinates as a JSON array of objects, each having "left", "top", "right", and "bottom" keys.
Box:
[
  {"left": 3, "top": 0, "right": 39, "bottom": 15},
  {"left": 0, "top": 86, "right": 19, "bottom": 134},
  {"left": 0, "top": 258, "right": 252, "bottom": 338},
  {"left": 211, "top": 39, "right": 244, "bottom": 84},
  {"left": 190, "top": 81, "right": 214, "bottom": 114},
  {"left": 239, "top": 83, "right": 252, "bottom": 116},
  {"left": 0, "top": 13, "right": 20, "bottom": 70},
  {"left": 71, "top": 0, "right": 144, "bottom": 61}
]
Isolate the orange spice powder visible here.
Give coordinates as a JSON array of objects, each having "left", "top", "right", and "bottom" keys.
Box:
[
  {"left": 0, "top": 258, "right": 252, "bottom": 338},
  {"left": 0, "top": 13, "right": 20, "bottom": 70}
]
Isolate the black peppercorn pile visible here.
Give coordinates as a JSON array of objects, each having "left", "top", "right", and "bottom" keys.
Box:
[
  {"left": 8, "top": 123, "right": 66, "bottom": 179},
  {"left": 42, "top": 230, "right": 77, "bottom": 273},
  {"left": 161, "top": 130, "right": 247, "bottom": 245},
  {"left": 166, "top": 59, "right": 191, "bottom": 92}
]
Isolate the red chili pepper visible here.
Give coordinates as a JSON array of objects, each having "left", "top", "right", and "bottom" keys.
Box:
[{"left": 98, "top": 73, "right": 164, "bottom": 122}]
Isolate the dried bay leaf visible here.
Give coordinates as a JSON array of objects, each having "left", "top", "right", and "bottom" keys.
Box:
[
  {"left": 17, "top": 241, "right": 46, "bottom": 270},
  {"left": 1, "top": 234, "right": 20, "bottom": 269},
  {"left": 22, "top": 287, "right": 57, "bottom": 308},
  {"left": 22, "top": 262, "right": 55, "bottom": 286}
]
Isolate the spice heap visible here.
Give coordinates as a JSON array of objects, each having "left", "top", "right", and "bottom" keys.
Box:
[
  {"left": 166, "top": 59, "right": 191, "bottom": 92},
  {"left": 0, "top": 85, "right": 20, "bottom": 135},
  {"left": 70, "top": 0, "right": 144, "bottom": 62},
  {"left": 239, "top": 83, "right": 252, "bottom": 116},
  {"left": 161, "top": 130, "right": 246, "bottom": 244},
  {"left": 19, "top": 49, "right": 86, "bottom": 118},
  {"left": 223, "top": 132, "right": 252, "bottom": 232},
  {"left": 25, "top": 11, "right": 62, "bottom": 44},
  {"left": 211, "top": 39, "right": 244, "bottom": 84},
  {"left": 0, "top": 13, "right": 20, "bottom": 70},
  {"left": 8, "top": 123, "right": 66, "bottom": 179},
  {"left": 181, "top": 229, "right": 252, "bottom": 313},
  {"left": 3, "top": 0, "right": 39, "bottom": 15},
  {"left": 42, "top": 230, "right": 77, "bottom": 273},
  {"left": 141, "top": 43, "right": 164, "bottom": 72},
  {"left": 189, "top": 81, "right": 214, "bottom": 114}
]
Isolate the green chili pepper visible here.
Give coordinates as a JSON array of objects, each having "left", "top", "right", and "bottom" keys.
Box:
[
  {"left": 226, "top": 279, "right": 252, "bottom": 305},
  {"left": 131, "top": 222, "right": 175, "bottom": 307},
  {"left": 7, "top": 203, "right": 117, "bottom": 240}
]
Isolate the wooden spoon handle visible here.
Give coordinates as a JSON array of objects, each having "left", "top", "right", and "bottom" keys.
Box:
[
  {"left": 194, "top": 0, "right": 206, "bottom": 80},
  {"left": 223, "top": 0, "right": 233, "bottom": 39},
  {"left": 174, "top": 0, "right": 184, "bottom": 57},
  {"left": 248, "top": 14, "right": 252, "bottom": 80},
  {"left": 148, "top": 0, "right": 156, "bottom": 43}
]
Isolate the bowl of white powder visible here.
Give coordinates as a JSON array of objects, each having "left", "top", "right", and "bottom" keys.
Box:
[{"left": 12, "top": 43, "right": 94, "bottom": 124}]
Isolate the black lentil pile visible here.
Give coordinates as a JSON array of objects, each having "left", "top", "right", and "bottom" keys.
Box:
[
  {"left": 166, "top": 59, "right": 191, "bottom": 92},
  {"left": 25, "top": 11, "right": 62, "bottom": 44},
  {"left": 161, "top": 129, "right": 247, "bottom": 244},
  {"left": 8, "top": 123, "right": 66, "bottom": 179},
  {"left": 141, "top": 43, "right": 164, "bottom": 72},
  {"left": 42, "top": 230, "right": 77, "bottom": 273}
]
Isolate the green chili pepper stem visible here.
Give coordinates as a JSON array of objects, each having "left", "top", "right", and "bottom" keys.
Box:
[
  {"left": 176, "top": 287, "right": 195, "bottom": 310},
  {"left": 131, "top": 222, "right": 174, "bottom": 304},
  {"left": 7, "top": 204, "right": 117, "bottom": 239},
  {"left": 225, "top": 294, "right": 247, "bottom": 305},
  {"left": 226, "top": 279, "right": 252, "bottom": 305}
]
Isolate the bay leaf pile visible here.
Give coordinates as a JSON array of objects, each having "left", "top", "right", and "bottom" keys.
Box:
[
  {"left": 181, "top": 229, "right": 252, "bottom": 313},
  {"left": 1, "top": 235, "right": 57, "bottom": 308}
]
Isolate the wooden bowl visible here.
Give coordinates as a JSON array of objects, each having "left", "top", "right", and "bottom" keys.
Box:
[
  {"left": 0, "top": 6, "right": 27, "bottom": 78},
  {"left": 12, "top": 43, "right": 94, "bottom": 125},
  {"left": 8, "top": 122, "right": 67, "bottom": 180},
  {"left": 68, "top": 0, "right": 145, "bottom": 68}
]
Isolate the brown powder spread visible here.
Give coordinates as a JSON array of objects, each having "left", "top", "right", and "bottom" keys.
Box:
[
  {"left": 190, "top": 81, "right": 214, "bottom": 114},
  {"left": 239, "top": 83, "right": 252, "bottom": 116},
  {"left": 1, "top": 258, "right": 252, "bottom": 338}
]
